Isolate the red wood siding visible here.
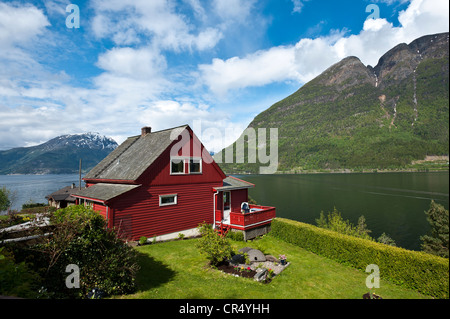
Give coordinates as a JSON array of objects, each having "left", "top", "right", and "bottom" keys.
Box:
[
  {"left": 92, "top": 202, "right": 107, "bottom": 219},
  {"left": 230, "top": 189, "right": 248, "bottom": 212},
  {"left": 138, "top": 130, "right": 225, "bottom": 187},
  {"left": 109, "top": 182, "right": 221, "bottom": 240}
]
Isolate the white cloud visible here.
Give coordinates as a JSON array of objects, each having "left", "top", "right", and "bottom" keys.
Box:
[
  {"left": 212, "top": 0, "right": 256, "bottom": 21},
  {"left": 199, "top": 0, "right": 449, "bottom": 96},
  {"left": 0, "top": 2, "right": 50, "bottom": 46},
  {"left": 96, "top": 46, "right": 167, "bottom": 80},
  {"left": 90, "top": 0, "right": 222, "bottom": 51},
  {"left": 291, "top": 0, "right": 309, "bottom": 14}
]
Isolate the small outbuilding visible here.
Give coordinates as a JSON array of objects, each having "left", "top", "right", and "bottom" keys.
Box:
[{"left": 46, "top": 183, "right": 79, "bottom": 209}]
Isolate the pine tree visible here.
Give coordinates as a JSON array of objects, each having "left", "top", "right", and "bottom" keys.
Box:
[{"left": 421, "top": 201, "right": 449, "bottom": 258}]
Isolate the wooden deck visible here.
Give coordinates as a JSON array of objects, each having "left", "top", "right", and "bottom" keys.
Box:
[{"left": 215, "top": 204, "right": 276, "bottom": 231}]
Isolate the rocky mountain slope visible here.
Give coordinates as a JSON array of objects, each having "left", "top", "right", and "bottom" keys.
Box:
[
  {"left": 0, "top": 133, "right": 118, "bottom": 174},
  {"left": 217, "top": 32, "right": 449, "bottom": 173}
]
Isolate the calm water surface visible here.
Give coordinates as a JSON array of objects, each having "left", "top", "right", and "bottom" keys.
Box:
[
  {"left": 1, "top": 172, "right": 448, "bottom": 251},
  {"left": 0, "top": 174, "right": 84, "bottom": 212},
  {"left": 239, "top": 172, "right": 449, "bottom": 251}
]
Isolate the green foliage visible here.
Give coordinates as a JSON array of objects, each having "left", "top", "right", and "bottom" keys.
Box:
[
  {"left": 226, "top": 230, "right": 245, "bottom": 241},
  {"left": 196, "top": 223, "right": 234, "bottom": 266},
  {"left": 0, "top": 247, "right": 41, "bottom": 298},
  {"left": 315, "top": 208, "right": 373, "bottom": 240},
  {"left": 271, "top": 218, "right": 449, "bottom": 298},
  {"left": 139, "top": 236, "right": 148, "bottom": 245},
  {"left": 19, "top": 205, "right": 140, "bottom": 298},
  {"left": 0, "top": 186, "right": 11, "bottom": 211},
  {"left": 378, "top": 232, "right": 397, "bottom": 246},
  {"left": 421, "top": 201, "right": 449, "bottom": 258}
]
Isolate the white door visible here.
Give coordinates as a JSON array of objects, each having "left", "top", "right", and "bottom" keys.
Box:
[{"left": 223, "top": 191, "right": 231, "bottom": 224}]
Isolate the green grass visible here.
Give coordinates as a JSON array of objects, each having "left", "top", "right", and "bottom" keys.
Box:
[{"left": 118, "top": 235, "right": 431, "bottom": 299}]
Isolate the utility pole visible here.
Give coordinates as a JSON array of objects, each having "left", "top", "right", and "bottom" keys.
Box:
[{"left": 79, "top": 158, "right": 82, "bottom": 190}]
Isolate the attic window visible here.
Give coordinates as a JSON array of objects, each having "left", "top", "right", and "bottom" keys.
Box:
[
  {"left": 189, "top": 158, "right": 202, "bottom": 174},
  {"left": 171, "top": 158, "right": 185, "bottom": 174},
  {"left": 159, "top": 194, "right": 177, "bottom": 206}
]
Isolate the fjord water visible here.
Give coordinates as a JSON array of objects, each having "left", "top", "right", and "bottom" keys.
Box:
[
  {"left": 0, "top": 174, "right": 84, "bottom": 212},
  {"left": 240, "top": 172, "right": 449, "bottom": 251}
]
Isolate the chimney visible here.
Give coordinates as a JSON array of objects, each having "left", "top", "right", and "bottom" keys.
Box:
[{"left": 141, "top": 126, "right": 152, "bottom": 136}]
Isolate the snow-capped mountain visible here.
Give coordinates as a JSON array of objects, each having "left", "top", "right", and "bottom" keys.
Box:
[{"left": 0, "top": 133, "right": 118, "bottom": 174}]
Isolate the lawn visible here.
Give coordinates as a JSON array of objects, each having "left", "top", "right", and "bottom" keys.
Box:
[{"left": 118, "top": 234, "right": 430, "bottom": 299}]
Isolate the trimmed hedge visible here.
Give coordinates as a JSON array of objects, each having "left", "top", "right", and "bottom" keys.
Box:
[{"left": 271, "top": 218, "right": 449, "bottom": 298}]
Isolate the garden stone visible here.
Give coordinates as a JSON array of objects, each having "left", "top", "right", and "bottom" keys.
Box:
[
  {"left": 254, "top": 268, "right": 268, "bottom": 282},
  {"left": 238, "top": 247, "right": 253, "bottom": 254},
  {"left": 247, "top": 249, "right": 266, "bottom": 262},
  {"left": 265, "top": 255, "right": 278, "bottom": 263}
]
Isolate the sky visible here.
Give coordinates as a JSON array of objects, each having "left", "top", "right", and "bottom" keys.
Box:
[{"left": 0, "top": 0, "right": 448, "bottom": 152}]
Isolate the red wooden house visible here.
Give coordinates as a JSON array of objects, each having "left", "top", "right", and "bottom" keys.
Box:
[{"left": 72, "top": 125, "right": 275, "bottom": 241}]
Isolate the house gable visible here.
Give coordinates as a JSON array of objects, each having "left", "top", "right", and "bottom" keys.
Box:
[
  {"left": 83, "top": 125, "right": 226, "bottom": 186},
  {"left": 137, "top": 126, "right": 226, "bottom": 186}
]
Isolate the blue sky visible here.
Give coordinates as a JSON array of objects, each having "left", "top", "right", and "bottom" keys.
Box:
[{"left": 0, "top": 0, "right": 448, "bottom": 152}]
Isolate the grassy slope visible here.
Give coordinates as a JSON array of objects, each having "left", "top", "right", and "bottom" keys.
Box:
[{"left": 118, "top": 235, "right": 430, "bottom": 299}]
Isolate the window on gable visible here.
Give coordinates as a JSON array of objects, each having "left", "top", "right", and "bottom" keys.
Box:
[
  {"left": 189, "top": 158, "right": 202, "bottom": 174},
  {"left": 171, "top": 158, "right": 184, "bottom": 174},
  {"left": 159, "top": 194, "right": 177, "bottom": 206}
]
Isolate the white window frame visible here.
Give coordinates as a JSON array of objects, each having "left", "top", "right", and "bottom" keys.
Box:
[
  {"left": 188, "top": 157, "right": 202, "bottom": 174},
  {"left": 159, "top": 194, "right": 178, "bottom": 207},
  {"left": 170, "top": 156, "right": 185, "bottom": 175}
]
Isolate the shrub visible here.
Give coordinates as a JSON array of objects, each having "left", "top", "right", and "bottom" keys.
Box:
[
  {"left": 271, "top": 218, "right": 449, "bottom": 298},
  {"left": 196, "top": 223, "right": 234, "bottom": 266},
  {"left": 27, "top": 205, "right": 139, "bottom": 298},
  {"left": 421, "top": 201, "right": 449, "bottom": 258},
  {"left": 0, "top": 247, "right": 41, "bottom": 298},
  {"left": 139, "top": 236, "right": 148, "bottom": 245},
  {"left": 226, "top": 230, "right": 245, "bottom": 241}
]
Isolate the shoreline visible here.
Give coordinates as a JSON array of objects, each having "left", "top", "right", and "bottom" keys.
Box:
[{"left": 231, "top": 167, "right": 449, "bottom": 175}]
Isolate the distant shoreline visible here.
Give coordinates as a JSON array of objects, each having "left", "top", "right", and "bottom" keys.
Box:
[{"left": 232, "top": 167, "right": 449, "bottom": 175}]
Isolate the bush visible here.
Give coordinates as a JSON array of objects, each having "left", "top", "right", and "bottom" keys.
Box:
[
  {"left": 139, "top": 236, "right": 148, "bottom": 245},
  {"left": 226, "top": 230, "right": 245, "bottom": 241},
  {"left": 0, "top": 247, "right": 41, "bottom": 298},
  {"left": 26, "top": 205, "right": 139, "bottom": 298},
  {"left": 196, "top": 223, "right": 234, "bottom": 266},
  {"left": 271, "top": 218, "right": 449, "bottom": 298}
]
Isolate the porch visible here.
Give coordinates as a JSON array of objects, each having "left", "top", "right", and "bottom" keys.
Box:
[
  {"left": 215, "top": 204, "right": 276, "bottom": 231},
  {"left": 214, "top": 176, "right": 276, "bottom": 240}
]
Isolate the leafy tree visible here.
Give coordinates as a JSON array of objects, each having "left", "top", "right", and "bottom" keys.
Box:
[
  {"left": 0, "top": 186, "right": 11, "bottom": 211},
  {"left": 421, "top": 201, "right": 449, "bottom": 258},
  {"left": 196, "top": 222, "right": 234, "bottom": 266},
  {"left": 315, "top": 208, "right": 373, "bottom": 240},
  {"left": 377, "top": 232, "right": 396, "bottom": 246}
]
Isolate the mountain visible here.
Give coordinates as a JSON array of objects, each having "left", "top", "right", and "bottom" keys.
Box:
[
  {"left": 216, "top": 32, "right": 449, "bottom": 173},
  {"left": 0, "top": 133, "right": 118, "bottom": 174}
]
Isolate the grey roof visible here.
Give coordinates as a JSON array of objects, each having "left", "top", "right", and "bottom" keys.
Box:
[
  {"left": 84, "top": 125, "right": 188, "bottom": 181},
  {"left": 216, "top": 176, "right": 254, "bottom": 191},
  {"left": 71, "top": 183, "right": 141, "bottom": 202},
  {"left": 46, "top": 185, "right": 79, "bottom": 202}
]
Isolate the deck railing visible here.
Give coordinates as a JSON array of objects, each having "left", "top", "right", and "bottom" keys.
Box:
[{"left": 229, "top": 204, "right": 276, "bottom": 230}]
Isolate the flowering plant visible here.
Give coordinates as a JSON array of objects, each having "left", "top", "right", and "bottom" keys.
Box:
[{"left": 279, "top": 254, "right": 287, "bottom": 261}]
